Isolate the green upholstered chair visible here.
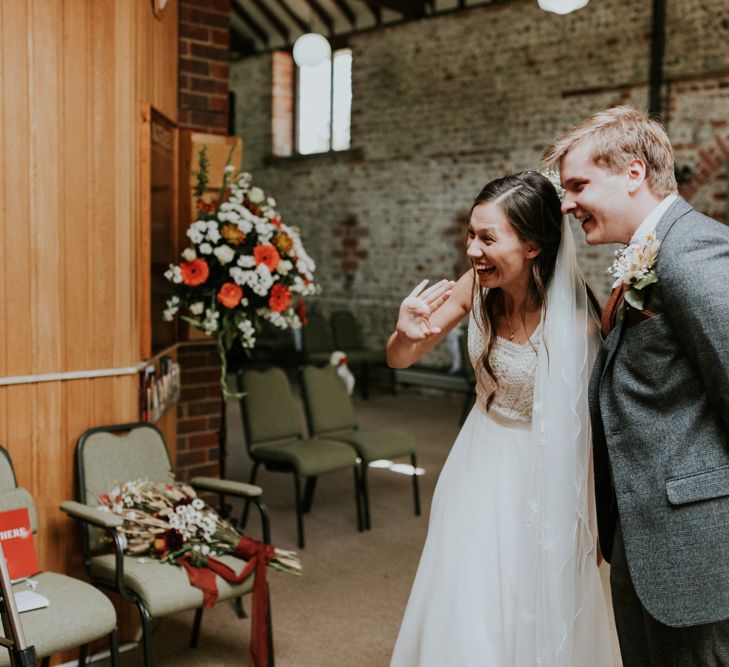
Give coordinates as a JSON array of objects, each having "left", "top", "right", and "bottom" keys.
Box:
[
  {"left": 0, "top": 446, "right": 119, "bottom": 667},
  {"left": 330, "top": 311, "right": 387, "bottom": 399},
  {"left": 68, "top": 423, "right": 272, "bottom": 667},
  {"left": 237, "top": 367, "right": 363, "bottom": 549},
  {"left": 300, "top": 312, "right": 334, "bottom": 366},
  {"left": 299, "top": 365, "right": 421, "bottom": 530}
]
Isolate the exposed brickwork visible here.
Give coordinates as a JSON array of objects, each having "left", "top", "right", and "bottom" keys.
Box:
[
  {"left": 179, "top": 0, "right": 230, "bottom": 134},
  {"left": 175, "top": 342, "right": 222, "bottom": 482},
  {"left": 231, "top": 0, "right": 729, "bottom": 365},
  {"left": 272, "top": 51, "right": 294, "bottom": 157}
]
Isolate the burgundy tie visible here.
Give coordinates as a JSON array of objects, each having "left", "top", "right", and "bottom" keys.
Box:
[{"left": 600, "top": 286, "right": 624, "bottom": 338}]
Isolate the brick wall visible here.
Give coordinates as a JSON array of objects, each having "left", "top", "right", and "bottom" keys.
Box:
[
  {"left": 179, "top": 0, "right": 230, "bottom": 134},
  {"left": 231, "top": 0, "right": 729, "bottom": 366},
  {"left": 176, "top": 0, "right": 233, "bottom": 481},
  {"left": 175, "top": 342, "right": 222, "bottom": 481}
]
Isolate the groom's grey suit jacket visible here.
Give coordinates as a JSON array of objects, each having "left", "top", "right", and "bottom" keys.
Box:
[{"left": 590, "top": 196, "right": 729, "bottom": 627}]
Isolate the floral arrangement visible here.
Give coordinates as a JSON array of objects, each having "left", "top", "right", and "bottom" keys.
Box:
[
  {"left": 608, "top": 233, "right": 661, "bottom": 310},
  {"left": 98, "top": 479, "right": 300, "bottom": 575},
  {"left": 164, "top": 147, "right": 319, "bottom": 396}
]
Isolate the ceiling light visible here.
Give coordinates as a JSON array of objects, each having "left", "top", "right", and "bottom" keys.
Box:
[
  {"left": 292, "top": 33, "right": 331, "bottom": 68},
  {"left": 538, "top": 0, "right": 589, "bottom": 14}
]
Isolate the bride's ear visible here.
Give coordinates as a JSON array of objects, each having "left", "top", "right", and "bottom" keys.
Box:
[{"left": 524, "top": 243, "right": 542, "bottom": 259}]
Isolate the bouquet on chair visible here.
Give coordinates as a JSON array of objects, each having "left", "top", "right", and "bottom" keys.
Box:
[
  {"left": 99, "top": 479, "right": 298, "bottom": 667},
  {"left": 163, "top": 147, "right": 320, "bottom": 397},
  {"left": 97, "top": 479, "right": 301, "bottom": 575}
]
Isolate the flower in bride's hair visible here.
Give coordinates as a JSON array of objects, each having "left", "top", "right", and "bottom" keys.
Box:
[{"left": 538, "top": 169, "right": 565, "bottom": 201}]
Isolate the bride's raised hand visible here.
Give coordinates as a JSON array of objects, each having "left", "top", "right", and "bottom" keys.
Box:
[{"left": 396, "top": 279, "right": 455, "bottom": 341}]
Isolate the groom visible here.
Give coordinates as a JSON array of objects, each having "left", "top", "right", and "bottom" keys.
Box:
[{"left": 544, "top": 106, "right": 729, "bottom": 666}]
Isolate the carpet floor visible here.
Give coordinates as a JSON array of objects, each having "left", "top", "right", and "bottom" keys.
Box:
[{"left": 94, "top": 386, "right": 621, "bottom": 666}]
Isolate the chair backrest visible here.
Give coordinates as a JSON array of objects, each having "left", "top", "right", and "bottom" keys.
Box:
[
  {"left": 0, "top": 447, "right": 37, "bottom": 534},
  {"left": 302, "top": 313, "right": 333, "bottom": 356},
  {"left": 76, "top": 423, "right": 174, "bottom": 554},
  {"left": 300, "top": 365, "right": 357, "bottom": 435},
  {"left": 330, "top": 311, "right": 362, "bottom": 350},
  {"left": 239, "top": 367, "right": 302, "bottom": 448}
]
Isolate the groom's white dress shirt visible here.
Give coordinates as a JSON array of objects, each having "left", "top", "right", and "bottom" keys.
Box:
[{"left": 630, "top": 192, "right": 678, "bottom": 244}]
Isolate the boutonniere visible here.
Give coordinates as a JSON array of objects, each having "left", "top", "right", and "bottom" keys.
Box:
[{"left": 608, "top": 233, "right": 661, "bottom": 310}]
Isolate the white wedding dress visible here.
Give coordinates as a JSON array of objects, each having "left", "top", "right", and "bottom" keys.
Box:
[{"left": 390, "top": 288, "right": 614, "bottom": 667}]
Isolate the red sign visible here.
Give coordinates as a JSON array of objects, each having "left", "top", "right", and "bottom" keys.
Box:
[{"left": 0, "top": 508, "right": 40, "bottom": 580}]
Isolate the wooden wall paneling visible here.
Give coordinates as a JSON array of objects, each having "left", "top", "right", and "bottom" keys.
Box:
[
  {"left": 115, "top": 0, "right": 138, "bottom": 367},
  {"left": 140, "top": 105, "right": 152, "bottom": 359},
  {"left": 88, "top": 0, "right": 115, "bottom": 375},
  {"left": 61, "top": 0, "right": 91, "bottom": 373},
  {"left": 29, "top": 0, "right": 63, "bottom": 379},
  {"left": 1, "top": 0, "right": 32, "bottom": 378}
]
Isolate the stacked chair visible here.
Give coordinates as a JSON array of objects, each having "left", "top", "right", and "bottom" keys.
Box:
[
  {"left": 63, "top": 422, "right": 272, "bottom": 667},
  {"left": 330, "top": 311, "right": 387, "bottom": 399},
  {"left": 238, "top": 367, "right": 364, "bottom": 548},
  {"left": 0, "top": 446, "right": 120, "bottom": 667},
  {"left": 300, "top": 365, "right": 420, "bottom": 530},
  {"left": 300, "top": 312, "right": 334, "bottom": 366}
]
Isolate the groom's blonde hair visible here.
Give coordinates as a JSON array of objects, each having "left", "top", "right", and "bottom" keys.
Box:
[{"left": 542, "top": 106, "right": 678, "bottom": 197}]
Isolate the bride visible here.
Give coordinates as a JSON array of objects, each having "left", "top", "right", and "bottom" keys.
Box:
[{"left": 387, "top": 172, "right": 614, "bottom": 666}]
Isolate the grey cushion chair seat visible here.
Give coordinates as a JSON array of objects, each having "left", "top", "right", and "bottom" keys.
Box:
[
  {"left": 89, "top": 553, "right": 255, "bottom": 618},
  {"left": 238, "top": 367, "right": 364, "bottom": 549},
  {"left": 0, "top": 571, "right": 117, "bottom": 667},
  {"left": 300, "top": 365, "right": 421, "bottom": 530},
  {"left": 0, "top": 446, "right": 119, "bottom": 667},
  {"left": 68, "top": 422, "right": 273, "bottom": 667}
]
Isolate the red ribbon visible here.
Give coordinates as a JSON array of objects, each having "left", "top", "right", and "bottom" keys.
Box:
[{"left": 180, "top": 536, "right": 276, "bottom": 667}]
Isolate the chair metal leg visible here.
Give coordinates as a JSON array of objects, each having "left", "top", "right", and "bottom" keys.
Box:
[
  {"left": 137, "top": 599, "right": 154, "bottom": 667},
  {"left": 361, "top": 363, "right": 370, "bottom": 400},
  {"left": 78, "top": 643, "right": 88, "bottom": 667},
  {"left": 240, "top": 461, "right": 260, "bottom": 529},
  {"left": 40, "top": 658, "right": 50, "bottom": 667},
  {"left": 235, "top": 596, "right": 247, "bottom": 619},
  {"left": 302, "top": 476, "right": 317, "bottom": 513},
  {"left": 355, "top": 465, "right": 366, "bottom": 531},
  {"left": 190, "top": 607, "right": 203, "bottom": 648},
  {"left": 109, "top": 629, "right": 120, "bottom": 667},
  {"left": 267, "top": 587, "right": 275, "bottom": 667},
  {"left": 410, "top": 453, "right": 421, "bottom": 516},
  {"left": 294, "top": 474, "right": 305, "bottom": 548}
]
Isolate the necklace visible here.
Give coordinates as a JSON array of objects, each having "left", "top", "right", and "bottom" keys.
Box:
[{"left": 504, "top": 310, "right": 516, "bottom": 341}]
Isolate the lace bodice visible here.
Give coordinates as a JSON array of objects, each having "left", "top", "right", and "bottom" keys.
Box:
[{"left": 467, "top": 290, "right": 540, "bottom": 423}]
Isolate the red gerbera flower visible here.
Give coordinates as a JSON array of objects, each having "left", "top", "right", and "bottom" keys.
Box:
[
  {"left": 269, "top": 283, "right": 292, "bottom": 313},
  {"left": 253, "top": 244, "right": 281, "bottom": 271},
  {"left": 180, "top": 258, "right": 209, "bottom": 286},
  {"left": 217, "top": 282, "right": 243, "bottom": 309}
]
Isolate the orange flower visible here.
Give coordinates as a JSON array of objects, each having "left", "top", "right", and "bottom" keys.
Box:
[
  {"left": 253, "top": 244, "right": 281, "bottom": 271},
  {"left": 275, "top": 232, "right": 293, "bottom": 254},
  {"left": 221, "top": 224, "right": 246, "bottom": 245},
  {"left": 217, "top": 282, "right": 243, "bottom": 309},
  {"left": 269, "top": 283, "right": 292, "bottom": 313},
  {"left": 180, "top": 258, "right": 209, "bottom": 286},
  {"left": 271, "top": 217, "right": 282, "bottom": 229}
]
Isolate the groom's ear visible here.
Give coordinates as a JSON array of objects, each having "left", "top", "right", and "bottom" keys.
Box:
[{"left": 626, "top": 159, "right": 647, "bottom": 193}]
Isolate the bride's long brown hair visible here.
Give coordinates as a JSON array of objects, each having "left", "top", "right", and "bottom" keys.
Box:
[{"left": 470, "top": 172, "right": 562, "bottom": 410}]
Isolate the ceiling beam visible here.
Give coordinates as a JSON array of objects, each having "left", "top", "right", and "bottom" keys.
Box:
[
  {"left": 248, "top": 0, "right": 290, "bottom": 42},
  {"left": 229, "top": 26, "right": 256, "bottom": 55},
  {"left": 272, "top": 0, "right": 309, "bottom": 33},
  {"left": 330, "top": 0, "right": 357, "bottom": 27},
  {"left": 231, "top": 0, "right": 269, "bottom": 45},
  {"left": 300, "top": 0, "right": 334, "bottom": 34},
  {"left": 364, "top": 1, "right": 382, "bottom": 23}
]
